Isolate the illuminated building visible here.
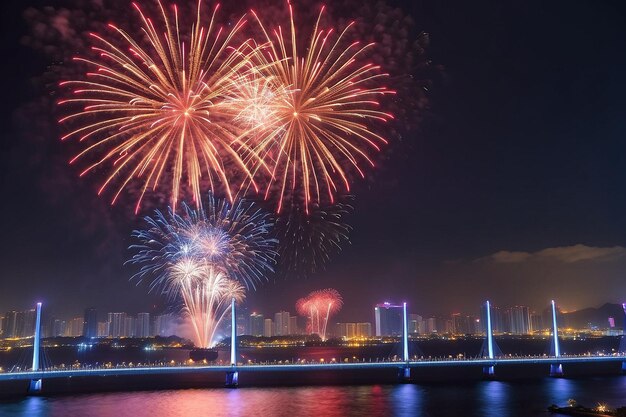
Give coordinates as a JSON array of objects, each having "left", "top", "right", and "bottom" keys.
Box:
[
  {"left": 530, "top": 313, "right": 544, "bottom": 332},
  {"left": 66, "top": 317, "right": 84, "bottom": 337},
  {"left": 374, "top": 303, "right": 403, "bottom": 337},
  {"left": 289, "top": 316, "right": 299, "bottom": 335},
  {"left": 124, "top": 316, "right": 136, "bottom": 337},
  {"left": 335, "top": 322, "right": 365, "bottom": 339},
  {"left": 335, "top": 323, "right": 357, "bottom": 339},
  {"left": 2, "top": 311, "right": 18, "bottom": 338},
  {"left": 153, "top": 314, "right": 174, "bottom": 337},
  {"left": 264, "top": 318, "right": 273, "bottom": 337},
  {"left": 52, "top": 319, "right": 66, "bottom": 337},
  {"left": 10, "top": 309, "right": 36, "bottom": 338},
  {"left": 452, "top": 313, "right": 477, "bottom": 335},
  {"left": 356, "top": 322, "right": 372, "bottom": 338},
  {"left": 249, "top": 313, "right": 264, "bottom": 337},
  {"left": 274, "top": 311, "right": 290, "bottom": 336},
  {"left": 97, "top": 321, "right": 109, "bottom": 337},
  {"left": 425, "top": 317, "right": 437, "bottom": 333},
  {"left": 506, "top": 306, "right": 532, "bottom": 335},
  {"left": 83, "top": 308, "right": 98, "bottom": 339},
  {"left": 108, "top": 312, "right": 127, "bottom": 338},
  {"left": 236, "top": 309, "right": 249, "bottom": 336},
  {"left": 409, "top": 314, "right": 422, "bottom": 334},
  {"left": 4, "top": 310, "right": 37, "bottom": 338},
  {"left": 136, "top": 313, "right": 151, "bottom": 338}
]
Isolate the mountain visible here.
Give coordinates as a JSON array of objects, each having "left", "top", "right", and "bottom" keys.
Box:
[{"left": 563, "top": 303, "right": 625, "bottom": 330}]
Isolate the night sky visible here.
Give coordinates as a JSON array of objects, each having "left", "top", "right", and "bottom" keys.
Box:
[{"left": 1, "top": 0, "right": 626, "bottom": 323}]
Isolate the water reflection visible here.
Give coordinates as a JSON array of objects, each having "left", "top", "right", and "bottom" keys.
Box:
[
  {"left": 1, "top": 376, "right": 626, "bottom": 417},
  {"left": 545, "top": 377, "right": 577, "bottom": 407},
  {"left": 390, "top": 384, "right": 423, "bottom": 417},
  {"left": 0, "top": 397, "right": 49, "bottom": 417},
  {"left": 477, "top": 381, "right": 510, "bottom": 417}
]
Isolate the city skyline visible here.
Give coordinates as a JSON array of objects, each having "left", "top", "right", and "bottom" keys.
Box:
[{"left": 4, "top": 298, "right": 624, "bottom": 343}]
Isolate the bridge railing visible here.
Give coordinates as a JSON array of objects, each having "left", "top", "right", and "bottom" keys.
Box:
[{"left": 2, "top": 353, "right": 625, "bottom": 375}]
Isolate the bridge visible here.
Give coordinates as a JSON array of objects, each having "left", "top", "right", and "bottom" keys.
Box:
[{"left": 2, "top": 299, "right": 625, "bottom": 394}]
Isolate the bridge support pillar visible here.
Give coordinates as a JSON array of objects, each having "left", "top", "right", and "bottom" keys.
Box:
[
  {"left": 225, "top": 370, "right": 239, "bottom": 388},
  {"left": 398, "top": 366, "right": 411, "bottom": 383},
  {"left": 483, "top": 365, "right": 495, "bottom": 378},
  {"left": 550, "top": 363, "right": 563, "bottom": 377},
  {"left": 225, "top": 298, "right": 239, "bottom": 388},
  {"left": 621, "top": 361, "right": 626, "bottom": 373},
  {"left": 28, "top": 379, "right": 42, "bottom": 394},
  {"left": 28, "top": 302, "right": 42, "bottom": 395}
]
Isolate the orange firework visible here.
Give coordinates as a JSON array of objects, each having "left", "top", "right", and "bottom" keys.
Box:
[
  {"left": 249, "top": 4, "right": 395, "bottom": 213},
  {"left": 59, "top": 1, "right": 261, "bottom": 213}
]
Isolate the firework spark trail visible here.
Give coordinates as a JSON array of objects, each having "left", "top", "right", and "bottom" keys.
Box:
[
  {"left": 296, "top": 288, "right": 343, "bottom": 340},
  {"left": 129, "top": 194, "right": 277, "bottom": 348},
  {"left": 248, "top": 4, "right": 395, "bottom": 213},
  {"left": 170, "top": 258, "right": 245, "bottom": 347},
  {"left": 59, "top": 0, "right": 264, "bottom": 213},
  {"left": 274, "top": 197, "right": 353, "bottom": 279}
]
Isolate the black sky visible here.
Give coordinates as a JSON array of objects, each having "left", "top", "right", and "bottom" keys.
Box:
[{"left": 1, "top": 0, "right": 626, "bottom": 322}]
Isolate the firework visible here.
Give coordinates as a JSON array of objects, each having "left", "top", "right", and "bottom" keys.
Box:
[
  {"left": 296, "top": 288, "right": 343, "bottom": 340},
  {"left": 275, "top": 196, "right": 352, "bottom": 279},
  {"left": 248, "top": 5, "right": 394, "bottom": 213},
  {"left": 128, "top": 194, "right": 277, "bottom": 348},
  {"left": 59, "top": 1, "right": 261, "bottom": 213}
]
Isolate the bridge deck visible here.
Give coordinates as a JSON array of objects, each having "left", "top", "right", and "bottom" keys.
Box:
[{"left": 1, "top": 355, "right": 624, "bottom": 381}]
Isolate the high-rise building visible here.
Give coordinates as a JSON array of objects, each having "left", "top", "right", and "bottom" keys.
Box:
[
  {"left": 264, "top": 318, "right": 273, "bottom": 337},
  {"left": 16, "top": 309, "right": 36, "bottom": 338},
  {"left": 52, "top": 319, "right": 66, "bottom": 337},
  {"left": 408, "top": 314, "right": 422, "bottom": 334},
  {"left": 124, "top": 316, "right": 136, "bottom": 337},
  {"left": 336, "top": 322, "right": 372, "bottom": 339},
  {"left": 136, "top": 313, "right": 151, "bottom": 338},
  {"left": 507, "top": 306, "right": 531, "bottom": 335},
  {"left": 345, "top": 323, "right": 356, "bottom": 339},
  {"left": 249, "top": 313, "right": 264, "bottom": 337},
  {"left": 66, "top": 317, "right": 84, "bottom": 337},
  {"left": 530, "top": 313, "right": 543, "bottom": 332},
  {"left": 374, "top": 302, "right": 404, "bottom": 336},
  {"left": 288, "top": 316, "right": 298, "bottom": 335},
  {"left": 2, "top": 311, "right": 18, "bottom": 338},
  {"left": 236, "top": 311, "right": 248, "bottom": 336},
  {"left": 356, "top": 322, "right": 372, "bottom": 338},
  {"left": 97, "top": 321, "right": 109, "bottom": 337},
  {"left": 83, "top": 308, "right": 98, "bottom": 339},
  {"left": 425, "top": 317, "right": 437, "bottom": 333},
  {"left": 153, "top": 314, "right": 174, "bottom": 337},
  {"left": 335, "top": 322, "right": 358, "bottom": 339},
  {"left": 108, "top": 312, "right": 127, "bottom": 338},
  {"left": 374, "top": 303, "right": 403, "bottom": 337},
  {"left": 274, "top": 311, "right": 290, "bottom": 336},
  {"left": 452, "top": 314, "right": 477, "bottom": 335}
]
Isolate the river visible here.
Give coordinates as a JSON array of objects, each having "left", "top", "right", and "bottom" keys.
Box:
[{"left": 1, "top": 375, "right": 626, "bottom": 417}]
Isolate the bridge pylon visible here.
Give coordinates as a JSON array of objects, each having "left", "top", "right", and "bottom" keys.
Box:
[
  {"left": 225, "top": 297, "right": 238, "bottom": 388},
  {"left": 481, "top": 300, "right": 496, "bottom": 378},
  {"left": 549, "top": 300, "right": 563, "bottom": 377},
  {"left": 28, "top": 302, "right": 42, "bottom": 394},
  {"left": 398, "top": 302, "right": 411, "bottom": 383}
]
